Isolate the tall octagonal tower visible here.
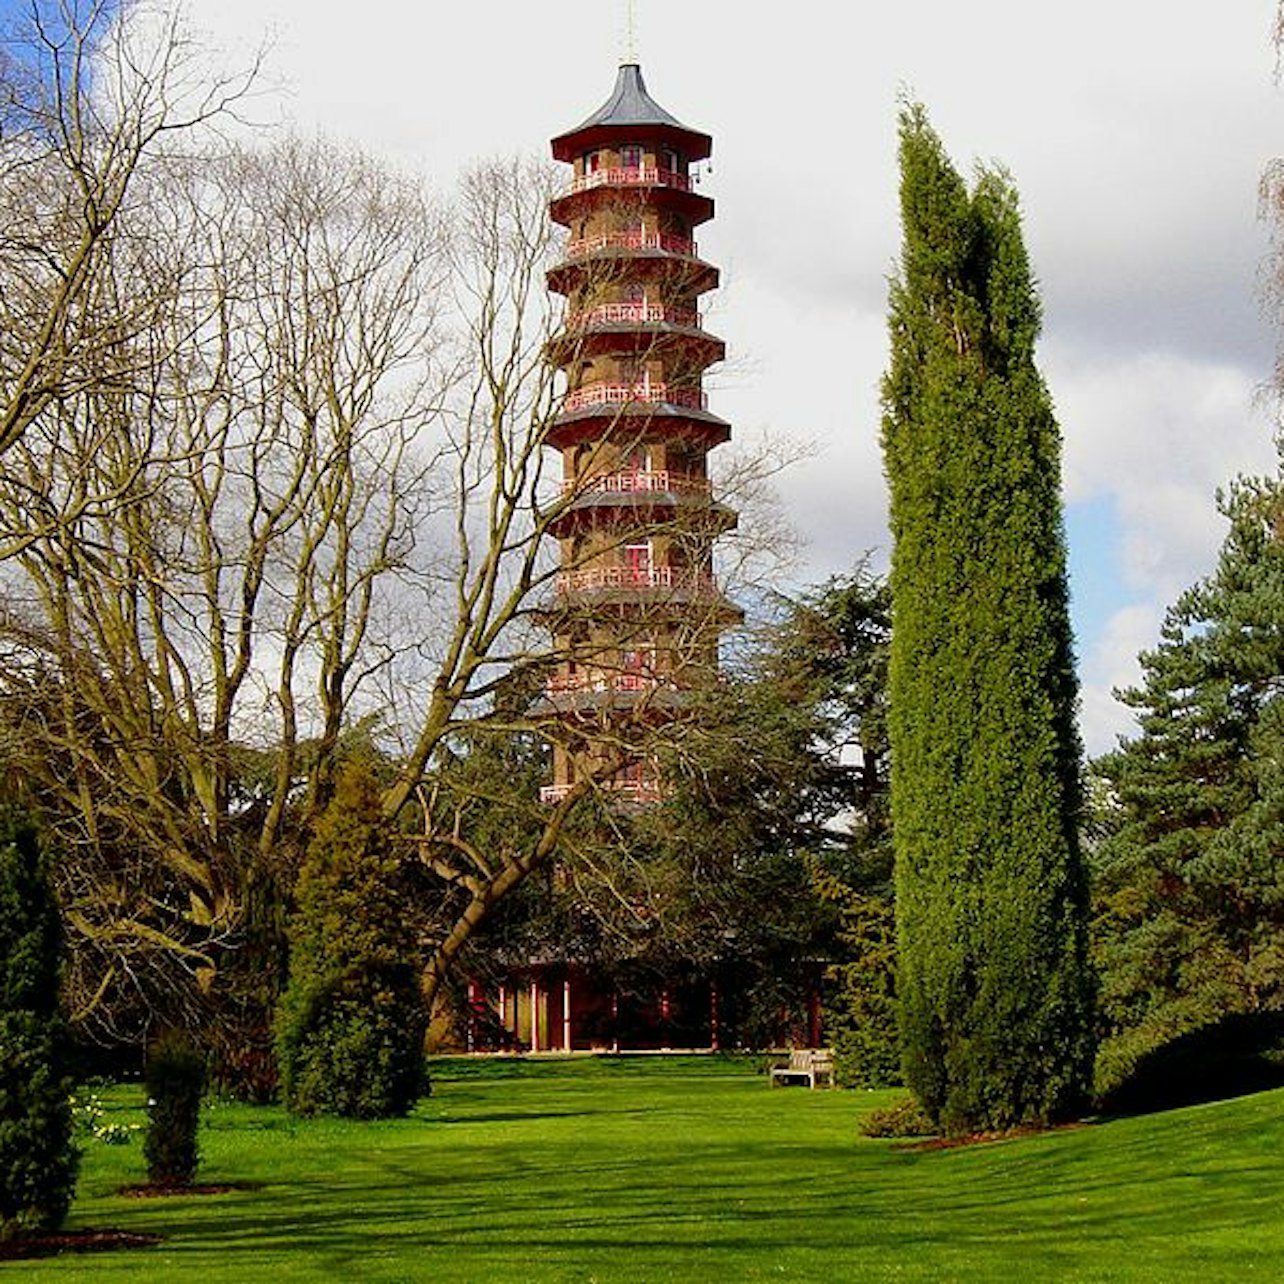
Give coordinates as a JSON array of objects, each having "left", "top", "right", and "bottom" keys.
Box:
[{"left": 540, "top": 64, "right": 737, "bottom": 804}]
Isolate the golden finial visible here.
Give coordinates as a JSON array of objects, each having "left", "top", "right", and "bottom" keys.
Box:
[{"left": 624, "top": 0, "right": 638, "bottom": 63}]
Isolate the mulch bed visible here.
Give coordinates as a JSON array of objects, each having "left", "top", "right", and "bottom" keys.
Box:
[
  {"left": 119, "top": 1180, "right": 264, "bottom": 1197},
  {"left": 895, "top": 1121, "right": 1089, "bottom": 1151},
  {"left": 0, "top": 1229, "right": 164, "bottom": 1260},
  {"left": 0, "top": 1181, "right": 265, "bottom": 1259}
]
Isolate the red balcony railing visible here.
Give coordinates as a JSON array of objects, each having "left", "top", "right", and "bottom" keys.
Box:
[
  {"left": 545, "top": 671, "right": 672, "bottom": 696},
  {"left": 539, "top": 780, "right": 664, "bottom": 805},
  {"left": 565, "top": 302, "right": 700, "bottom": 330},
  {"left": 562, "top": 382, "right": 707, "bottom": 413},
  {"left": 565, "top": 230, "right": 696, "bottom": 260},
  {"left": 565, "top": 166, "right": 692, "bottom": 196},
  {"left": 562, "top": 469, "right": 711, "bottom": 498},
  {"left": 555, "top": 565, "right": 717, "bottom": 594}
]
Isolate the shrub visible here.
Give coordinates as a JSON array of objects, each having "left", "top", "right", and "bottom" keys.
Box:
[
  {"left": 859, "top": 1094, "right": 935, "bottom": 1140},
  {"left": 0, "top": 808, "right": 79, "bottom": 1241},
  {"left": 275, "top": 765, "right": 427, "bottom": 1118},
  {"left": 143, "top": 1032, "right": 206, "bottom": 1186}
]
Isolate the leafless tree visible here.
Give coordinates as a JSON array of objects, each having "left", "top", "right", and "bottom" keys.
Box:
[
  {"left": 0, "top": 6, "right": 795, "bottom": 1047},
  {"left": 0, "top": 1, "right": 259, "bottom": 464}
]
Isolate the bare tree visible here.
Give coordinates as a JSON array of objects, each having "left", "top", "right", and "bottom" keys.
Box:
[
  {"left": 0, "top": 132, "right": 450, "bottom": 1038},
  {"left": 0, "top": 1, "right": 259, "bottom": 464}
]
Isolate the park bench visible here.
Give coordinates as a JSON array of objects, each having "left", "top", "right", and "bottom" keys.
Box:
[{"left": 769, "top": 1047, "right": 834, "bottom": 1089}]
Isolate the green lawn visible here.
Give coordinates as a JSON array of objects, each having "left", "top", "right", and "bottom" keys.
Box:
[{"left": 11, "top": 1055, "right": 1284, "bottom": 1281}]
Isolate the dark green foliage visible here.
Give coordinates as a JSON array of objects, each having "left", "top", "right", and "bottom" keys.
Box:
[
  {"left": 792, "top": 574, "right": 901, "bottom": 1085},
  {"left": 881, "top": 105, "right": 1094, "bottom": 1135},
  {"left": 143, "top": 1031, "right": 205, "bottom": 1187},
  {"left": 816, "top": 862, "right": 901, "bottom": 1087},
  {"left": 1093, "top": 462, "right": 1284, "bottom": 1100},
  {"left": 0, "top": 808, "right": 78, "bottom": 1240},
  {"left": 275, "top": 765, "right": 427, "bottom": 1118}
]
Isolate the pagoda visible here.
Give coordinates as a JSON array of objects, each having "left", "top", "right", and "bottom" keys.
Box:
[
  {"left": 455, "top": 67, "right": 821, "bottom": 1056},
  {"left": 540, "top": 62, "right": 736, "bottom": 806}
]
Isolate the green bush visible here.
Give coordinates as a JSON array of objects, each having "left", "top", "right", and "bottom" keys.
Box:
[
  {"left": 859, "top": 1094, "right": 935, "bottom": 1139},
  {"left": 0, "top": 808, "right": 78, "bottom": 1241},
  {"left": 275, "top": 765, "right": 427, "bottom": 1119},
  {"left": 143, "top": 1032, "right": 206, "bottom": 1186}
]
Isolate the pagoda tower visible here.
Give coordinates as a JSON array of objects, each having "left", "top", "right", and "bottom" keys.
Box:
[{"left": 540, "top": 64, "right": 736, "bottom": 804}]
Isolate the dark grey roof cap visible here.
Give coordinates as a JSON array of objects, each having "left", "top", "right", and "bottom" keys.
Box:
[
  {"left": 551, "top": 64, "right": 712, "bottom": 162},
  {"left": 576, "top": 64, "right": 684, "bottom": 131}
]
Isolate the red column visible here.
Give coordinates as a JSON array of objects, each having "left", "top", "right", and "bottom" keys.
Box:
[{"left": 529, "top": 977, "right": 540, "bottom": 1053}]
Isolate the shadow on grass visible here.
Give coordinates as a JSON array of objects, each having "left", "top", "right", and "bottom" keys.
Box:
[{"left": 1100, "top": 1013, "right": 1284, "bottom": 1117}]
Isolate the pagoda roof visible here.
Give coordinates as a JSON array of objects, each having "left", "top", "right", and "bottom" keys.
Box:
[{"left": 551, "top": 64, "right": 712, "bottom": 163}]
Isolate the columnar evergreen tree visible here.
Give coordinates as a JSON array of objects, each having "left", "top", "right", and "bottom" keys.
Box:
[
  {"left": 881, "top": 105, "right": 1094, "bottom": 1135},
  {"left": 1092, "top": 458, "right": 1284, "bottom": 1100},
  {"left": 0, "top": 808, "right": 78, "bottom": 1240},
  {"left": 275, "top": 765, "right": 427, "bottom": 1119}
]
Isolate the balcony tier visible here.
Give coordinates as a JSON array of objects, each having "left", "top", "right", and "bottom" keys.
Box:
[
  {"left": 547, "top": 245, "right": 718, "bottom": 298},
  {"left": 546, "top": 403, "right": 731, "bottom": 451},
  {"left": 548, "top": 471, "right": 737, "bottom": 537},
  {"left": 566, "top": 468, "right": 710, "bottom": 497},
  {"left": 546, "top": 670, "right": 672, "bottom": 694},
  {"left": 539, "top": 780, "right": 664, "bottom": 806},
  {"left": 570, "top": 229, "right": 695, "bottom": 259},
  {"left": 569, "top": 302, "right": 699, "bottom": 329},
  {"left": 549, "top": 168, "right": 713, "bottom": 228},
  {"left": 563, "top": 382, "right": 706, "bottom": 414},
  {"left": 546, "top": 312, "right": 724, "bottom": 370}
]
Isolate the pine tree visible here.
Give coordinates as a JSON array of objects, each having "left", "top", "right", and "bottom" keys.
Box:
[
  {"left": 1093, "top": 459, "right": 1284, "bottom": 1100},
  {"left": 0, "top": 808, "right": 78, "bottom": 1240},
  {"left": 881, "top": 105, "right": 1094, "bottom": 1135},
  {"left": 275, "top": 765, "right": 427, "bottom": 1118}
]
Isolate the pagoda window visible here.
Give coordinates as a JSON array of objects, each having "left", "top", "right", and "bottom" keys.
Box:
[
  {"left": 620, "top": 144, "right": 642, "bottom": 171},
  {"left": 620, "top": 645, "right": 655, "bottom": 680},
  {"left": 624, "top": 541, "right": 652, "bottom": 576},
  {"left": 660, "top": 148, "right": 680, "bottom": 175},
  {"left": 584, "top": 150, "right": 602, "bottom": 173},
  {"left": 623, "top": 445, "right": 652, "bottom": 474}
]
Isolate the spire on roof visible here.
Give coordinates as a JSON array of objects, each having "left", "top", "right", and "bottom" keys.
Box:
[
  {"left": 551, "top": 64, "right": 712, "bottom": 163},
  {"left": 573, "top": 64, "right": 685, "bottom": 133}
]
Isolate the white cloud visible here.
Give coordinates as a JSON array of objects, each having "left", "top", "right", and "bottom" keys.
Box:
[{"left": 1079, "top": 601, "right": 1168, "bottom": 754}]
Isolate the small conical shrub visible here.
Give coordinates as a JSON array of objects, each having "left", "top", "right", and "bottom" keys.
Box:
[
  {"left": 143, "top": 1032, "right": 205, "bottom": 1187},
  {"left": 275, "top": 765, "right": 427, "bottom": 1118}
]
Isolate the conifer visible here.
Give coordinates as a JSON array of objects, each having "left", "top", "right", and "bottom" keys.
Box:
[{"left": 881, "top": 105, "right": 1094, "bottom": 1134}]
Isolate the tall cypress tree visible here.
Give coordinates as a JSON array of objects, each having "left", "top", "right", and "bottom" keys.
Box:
[
  {"left": 0, "top": 808, "right": 78, "bottom": 1240},
  {"left": 881, "top": 105, "right": 1094, "bottom": 1135}
]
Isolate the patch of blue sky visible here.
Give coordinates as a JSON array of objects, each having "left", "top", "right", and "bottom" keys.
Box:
[{"left": 1065, "top": 493, "right": 1130, "bottom": 658}]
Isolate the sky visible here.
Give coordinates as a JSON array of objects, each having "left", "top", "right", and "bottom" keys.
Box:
[{"left": 7, "top": 0, "right": 1283, "bottom": 754}]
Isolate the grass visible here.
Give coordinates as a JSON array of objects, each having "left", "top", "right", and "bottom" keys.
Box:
[{"left": 11, "top": 1054, "right": 1284, "bottom": 1281}]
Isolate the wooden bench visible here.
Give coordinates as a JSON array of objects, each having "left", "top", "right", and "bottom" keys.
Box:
[{"left": 769, "top": 1047, "right": 834, "bottom": 1089}]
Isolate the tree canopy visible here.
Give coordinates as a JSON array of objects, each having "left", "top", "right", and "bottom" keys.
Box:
[{"left": 1092, "top": 455, "right": 1284, "bottom": 1102}]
